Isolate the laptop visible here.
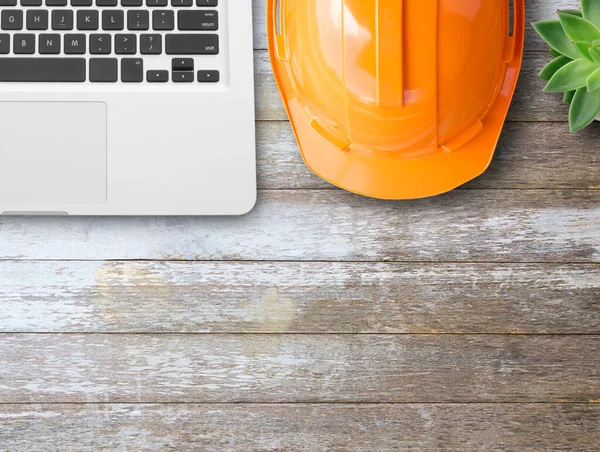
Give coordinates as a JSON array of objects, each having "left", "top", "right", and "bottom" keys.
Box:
[{"left": 0, "top": 0, "right": 256, "bottom": 215}]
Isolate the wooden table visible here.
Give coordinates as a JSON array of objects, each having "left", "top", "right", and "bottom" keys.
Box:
[{"left": 0, "top": 0, "right": 598, "bottom": 449}]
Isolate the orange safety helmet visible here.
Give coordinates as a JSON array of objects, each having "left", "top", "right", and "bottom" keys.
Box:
[{"left": 268, "top": 0, "right": 525, "bottom": 199}]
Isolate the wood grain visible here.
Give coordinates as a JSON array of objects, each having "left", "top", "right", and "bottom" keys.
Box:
[
  {"left": 0, "top": 334, "right": 597, "bottom": 403},
  {"left": 0, "top": 1, "right": 596, "bottom": 449},
  {"left": 254, "top": 51, "right": 575, "bottom": 123},
  {"left": 0, "top": 403, "right": 598, "bottom": 451},
  {"left": 1, "top": 261, "right": 598, "bottom": 334},
  {"left": 250, "top": 0, "right": 582, "bottom": 52},
  {"left": 0, "top": 190, "right": 597, "bottom": 262},
  {"left": 255, "top": 121, "right": 600, "bottom": 190}
]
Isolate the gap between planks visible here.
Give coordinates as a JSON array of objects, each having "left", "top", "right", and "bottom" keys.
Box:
[
  {"left": 0, "top": 332, "right": 598, "bottom": 336},
  {"left": 0, "top": 401, "right": 597, "bottom": 405}
]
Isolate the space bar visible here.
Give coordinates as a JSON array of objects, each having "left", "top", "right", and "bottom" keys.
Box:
[{"left": 0, "top": 58, "right": 86, "bottom": 82}]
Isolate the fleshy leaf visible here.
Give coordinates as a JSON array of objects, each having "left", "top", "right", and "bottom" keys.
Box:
[
  {"left": 575, "top": 41, "right": 594, "bottom": 61},
  {"left": 582, "top": 0, "right": 600, "bottom": 27},
  {"left": 589, "top": 47, "right": 600, "bottom": 65},
  {"left": 587, "top": 67, "right": 600, "bottom": 91},
  {"left": 564, "top": 90, "right": 576, "bottom": 104},
  {"left": 544, "top": 59, "right": 598, "bottom": 92},
  {"left": 532, "top": 20, "right": 580, "bottom": 59},
  {"left": 558, "top": 12, "right": 600, "bottom": 43},
  {"left": 539, "top": 55, "right": 572, "bottom": 80},
  {"left": 549, "top": 48, "right": 562, "bottom": 57},
  {"left": 569, "top": 86, "right": 600, "bottom": 132},
  {"left": 562, "top": 9, "right": 583, "bottom": 17}
]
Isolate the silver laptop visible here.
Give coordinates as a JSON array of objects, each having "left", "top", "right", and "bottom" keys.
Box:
[{"left": 0, "top": 0, "right": 256, "bottom": 215}]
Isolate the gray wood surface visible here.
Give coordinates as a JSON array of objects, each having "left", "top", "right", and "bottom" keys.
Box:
[
  {"left": 1, "top": 190, "right": 597, "bottom": 262},
  {"left": 0, "top": 0, "right": 598, "bottom": 449},
  {"left": 0, "top": 404, "right": 598, "bottom": 451},
  {"left": 0, "top": 261, "right": 597, "bottom": 334},
  {"left": 0, "top": 334, "right": 597, "bottom": 403}
]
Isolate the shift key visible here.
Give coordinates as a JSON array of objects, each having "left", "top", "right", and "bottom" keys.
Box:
[{"left": 166, "top": 34, "right": 218, "bottom": 55}]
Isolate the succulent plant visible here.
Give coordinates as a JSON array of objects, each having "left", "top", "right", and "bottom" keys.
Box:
[{"left": 533, "top": 0, "right": 600, "bottom": 132}]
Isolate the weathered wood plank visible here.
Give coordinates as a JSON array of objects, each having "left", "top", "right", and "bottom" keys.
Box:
[
  {"left": 0, "top": 190, "right": 597, "bottom": 262},
  {"left": 0, "top": 403, "right": 598, "bottom": 451},
  {"left": 0, "top": 334, "right": 597, "bottom": 403},
  {"left": 251, "top": 0, "right": 582, "bottom": 51},
  {"left": 256, "top": 122, "right": 600, "bottom": 190},
  {"left": 254, "top": 51, "right": 573, "bottom": 123},
  {"left": 1, "top": 261, "right": 598, "bottom": 334}
]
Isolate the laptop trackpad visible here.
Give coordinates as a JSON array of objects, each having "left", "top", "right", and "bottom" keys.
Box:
[{"left": 0, "top": 102, "right": 107, "bottom": 205}]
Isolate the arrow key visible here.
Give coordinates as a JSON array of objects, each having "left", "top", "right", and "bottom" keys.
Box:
[
  {"left": 197, "top": 70, "right": 219, "bottom": 83},
  {"left": 172, "top": 57, "right": 193, "bottom": 71},
  {"left": 147, "top": 70, "right": 168, "bottom": 82},
  {"left": 172, "top": 71, "right": 193, "bottom": 82}
]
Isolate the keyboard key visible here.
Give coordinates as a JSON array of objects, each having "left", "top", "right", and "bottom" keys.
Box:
[
  {"left": 127, "top": 10, "right": 149, "bottom": 30},
  {"left": 90, "top": 58, "right": 117, "bottom": 82},
  {"left": 0, "top": 58, "right": 85, "bottom": 82},
  {"left": 172, "top": 71, "right": 193, "bottom": 82},
  {"left": 146, "top": 0, "right": 166, "bottom": 6},
  {"left": 0, "top": 34, "right": 10, "bottom": 54},
  {"left": 166, "top": 34, "right": 218, "bottom": 54},
  {"left": 71, "top": 0, "right": 92, "bottom": 5},
  {"left": 147, "top": 70, "right": 168, "bottom": 82},
  {"left": 1, "top": 10, "right": 23, "bottom": 30},
  {"left": 22, "top": 0, "right": 42, "bottom": 6},
  {"left": 121, "top": 0, "right": 142, "bottom": 5},
  {"left": 97, "top": 0, "right": 117, "bottom": 5},
  {"left": 198, "top": 70, "right": 219, "bottom": 82},
  {"left": 64, "top": 33, "right": 85, "bottom": 53},
  {"left": 172, "top": 57, "right": 192, "bottom": 71},
  {"left": 121, "top": 57, "right": 143, "bottom": 82},
  {"left": 196, "top": 0, "right": 216, "bottom": 5},
  {"left": 77, "top": 10, "right": 98, "bottom": 30},
  {"left": 52, "top": 10, "right": 73, "bottom": 30},
  {"left": 26, "top": 10, "right": 48, "bottom": 30},
  {"left": 46, "top": 0, "right": 68, "bottom": 5},
  {"left": 140, "top": 33, "right": 161, "bottom": 54},
  {"left": 152, "top": 10, "right": 173, "bottom": 30},
  {"left": 13, "top": 34, "right": 34, "bottom": 54},
  {"left": 39, "top": 33, "right": 60, "bottom": 54},
  {"left": 102, "top": 10, "right": 123, "bottom": 30},
  {"left": 178, "top": 10, "right": 217, "bottom": 30},
  {"left": 115, "top": 33, "right": 136, "bottom": 53},
  {"left": 0, "top": 0, "right": 17, "bottom": 5},
  {"left": 90, "top": 33, "right": 111, "bottom": 53},
  {"left": 171, "top": 0, "right": 191, "bottom": 6}
]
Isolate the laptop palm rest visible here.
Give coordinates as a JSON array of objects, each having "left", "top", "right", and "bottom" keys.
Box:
[{"left": 0, "top": 102, "right": 107, "bottom": 207}]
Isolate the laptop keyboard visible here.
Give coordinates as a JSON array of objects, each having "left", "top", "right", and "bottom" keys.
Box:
[{"left": 0, "top": 0, "right": 220, "bottom": 82}]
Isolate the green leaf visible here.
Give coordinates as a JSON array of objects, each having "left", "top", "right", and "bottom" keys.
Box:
[
  {"left": 574, "top": 41, "right": 594, "bottom": 61},
  {"left": 562, "top": 9, "right": 583, "bottom": 17},
  {"left": 544, "top": 59, "right": 598, "bottom": 92},
  {"left": 582, "top": 0, "right": 600, "bottom": 27},
  {"left": 569, "top": 86, "right": 600, "bottom": 132},
  {"left": 549, "top": 48, "right": 563, "bottom": 57},
  {"left": 589, "top": 47, "right": 600, "bottom": 65},
  {"left": 532, "top": 20, "right": 579, "bottom": 59},
  {"left": 558, "top": 12, "right": 600, "bottom": 43},
  {"left": 564, "top": 90, "right": 576, "bottom": 104},
  {"left": 539, "top": 56, "right": 572, "bottom": 80},
  {"left": 587, "top": 67, "right": 600, "bottom": 91}
]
